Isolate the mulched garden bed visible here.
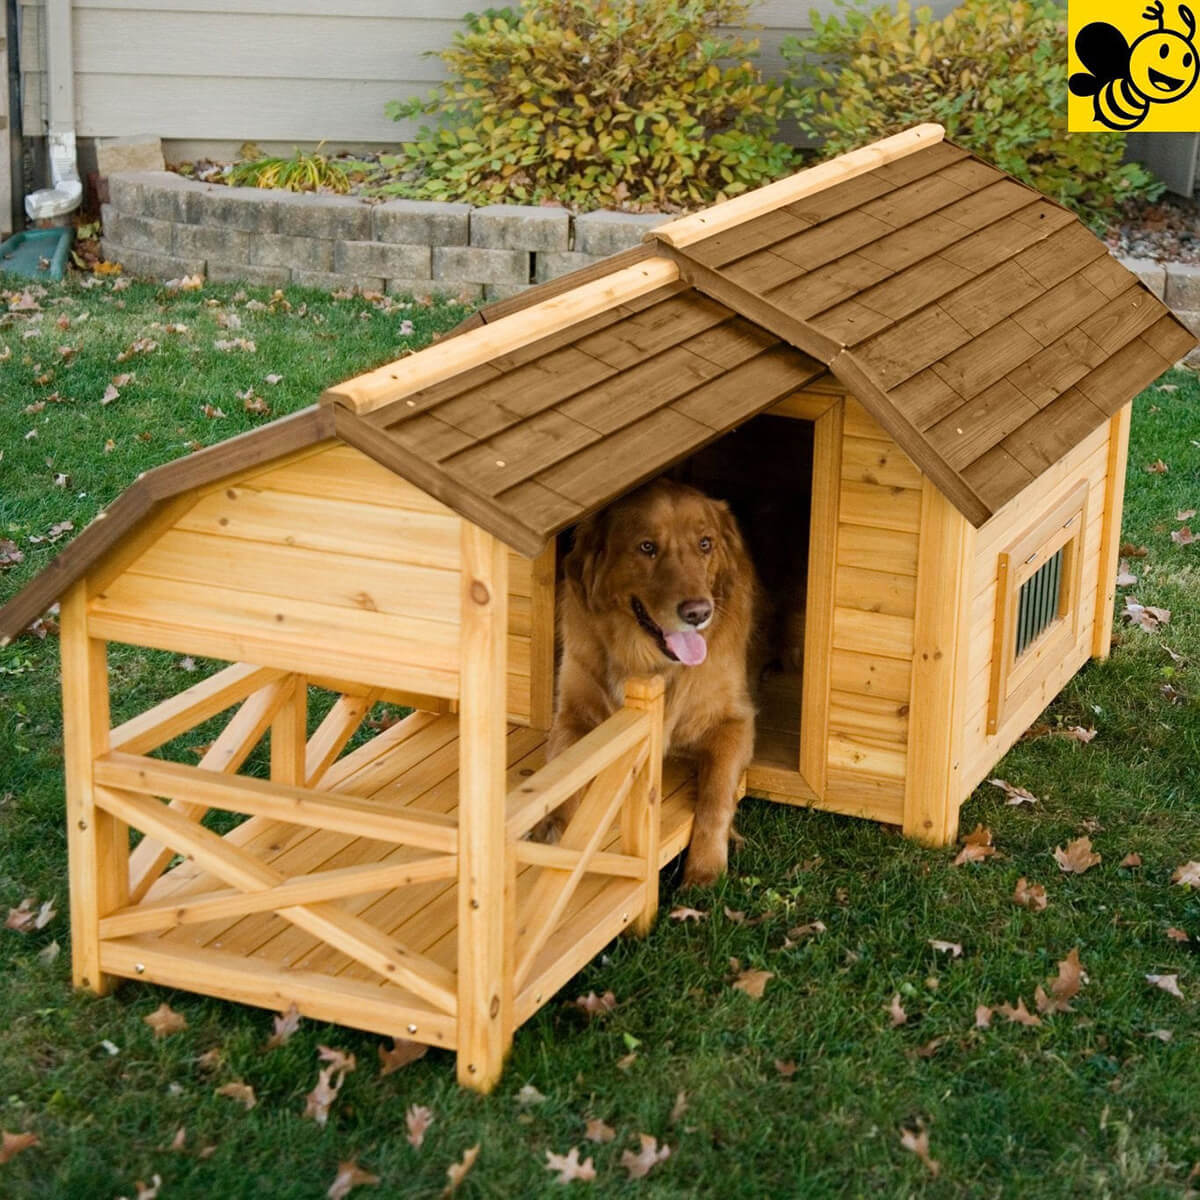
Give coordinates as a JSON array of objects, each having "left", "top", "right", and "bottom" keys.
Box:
[{"left": 1106, "top": 192, "right": 1200, "bottom": 265}]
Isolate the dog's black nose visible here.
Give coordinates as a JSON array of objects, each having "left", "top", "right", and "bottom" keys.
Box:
[{"left": 678, "top": 599, "right": 712, "bottom": 626}]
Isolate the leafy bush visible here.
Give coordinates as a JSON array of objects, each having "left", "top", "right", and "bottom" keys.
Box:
[
  {"left": 229, "top": 143, "right": 350, "bottom": 193},
  {"left": 385, "top": 1, "right": 797, "bottom": 210},
  {"left": 783, "top": 0, "right": 1161, "bottom": 227}
]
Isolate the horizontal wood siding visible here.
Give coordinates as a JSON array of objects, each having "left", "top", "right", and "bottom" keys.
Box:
[
  {"left": 83, "top": 444, "right": 538, "bottom": 719},
  {"left": 17, "top": 0, "right": 957, "bottom": 144},
  {"left": 825, "top": 398, "right": 920, "bottom": 819},
  {"left": 958, "top": 422, "right": 1114, "bottom": 794}
]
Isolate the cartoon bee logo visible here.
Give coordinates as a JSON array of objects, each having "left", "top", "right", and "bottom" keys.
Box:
[{"left": 1070, "top": 0, "right": 1198, "bottom": 129}]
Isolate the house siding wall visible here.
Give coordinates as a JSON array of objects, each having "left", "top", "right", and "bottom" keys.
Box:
[{"left": 16, "top": 0, "right": 957, "bottom": 149}]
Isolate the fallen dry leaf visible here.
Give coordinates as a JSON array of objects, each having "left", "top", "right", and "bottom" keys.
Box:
[
  {"left": 928, "top": 939, "right": 963, "bottom": 958},
  {"left": 166, "top": 273, "right": 204, "bottom": 293},
  {"left": 265, "top": 1003, "right": 301, "bottom": 1049},
  {"left": 1123, "top": 598, "right": 1171, "bottom": 632},
  {"left": 1145, "top": 459, "right": 1170, "bottom": 473},
  {"left": 215, "top": 1081, "right": 256, "bottom": 1110},
  {"left": 517, "top": 1083, "right": 547, "bottom": 1107},
  {"left": 442, "top": 1145, "right": 480, "bottom": 1196},
  {"left": 975, "top": 1004, "right": 993, "bottom": 1029},
  {"left": 1054, "top": 836, "right": 1101, "bottom": 875},
  {"left": 1115, "top": 560, "right": 1138, "bottom": 587},
  {"left": 1171, "top": 862, "right": 1200, "bottom": 887},
  {"left": 1147, "top": 973, "right": 1184, "bottom": 999},
  {"left": 1178, "top": 508, "right": 1197, "bottom": 521},
  {"left": 584, "top": 1118, "right": 616, "bottom": 1144},
  {"left": 1166, "top": 927, "right": 1190, "bottom": 943},
  {"left": 327, "top": 1161, "right": 380, "bottom": 1199},
  {"left": 123, "top": 1175, "right": 162, "bottom": 1200},
  {"left": 144, "top": 1002, "right": 187, "bottom": 1039},
  {"left": 572, "top": 991, "right": 617, "bottom": 1019},
  {"left": 774, "top": 1059, "right": 798, "bottom": 1077},
  {"left": 317, "top": 1045, "right": 357, "bottom": 1075},
  {"left": 1171, "top": 526, "right": 1196, "bottom": 546},
  {"left": 668, "top": 906, "right": 707, "bottom": 922},
  {"left": 899, "top": 1126, "right": 940, "bottom": 1177},
  {"left": 1147, "top": 1028, "right": 1173, "bottom": 1042},
  {"left": 378, "top": 1037, "right": 427, "bottom": 1075},
  {"left": 406, "top": 1104, "right": 434, "bottom": 1150},
  {"left": 620, "top": 1134, "right": 670, "bottom": 1180},
  {"left": 732, "top": 968, "right": 774, "bottom": 999},
  {"left": 101, "top": 383, "right": 120, "bottom": 405},
  {"left": 669, "top": 1090, "right": 688, "bottom": 1125},
  {"left": 1120, "top": 852, "right": 1143, "bottom": 869},
  {"left": 888, "top": 994, "right": 908, "bottom": 1027},
  {"left": 996, "top": 998, "right": 1042, "bottom": 1027},
  {"left": 1013, "top": 877, "right": 1049, "bottom": 911},
  {"left": 544, "top": 1147, "right": 596, "bottom": 1184},
  {"left": 786, "top": 920, "right": 827, "bottom": 941},
  {"left": 305, "top": 1065, "right": 344, "bottom": 1128},
  {"left": 0, "top": 1131, "right": 39, "bottom": 1164},
  {"left": 988, "top": 778, "right": 1039, "bottom": 805},
  {"left": 953, "top": 824, "right": 997, "bottom": 865},
  {"left": 1062, "top": 726, "right": 1097, "bottom": 744},
  {"left": 1036, "top": 948, "right": 1084, "bottom": 1014}
]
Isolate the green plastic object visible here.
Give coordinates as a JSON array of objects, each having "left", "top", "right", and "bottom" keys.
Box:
[{"left": 0, "top": 227, "right": 74, "bottom": 282}]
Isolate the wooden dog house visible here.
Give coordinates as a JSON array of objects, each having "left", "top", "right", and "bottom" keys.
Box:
[{"left": 0, "top": 124, "right": 1193, "bottom": 1089}]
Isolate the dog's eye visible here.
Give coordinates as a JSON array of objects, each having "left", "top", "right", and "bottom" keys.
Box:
[
  {"left": 638, "top": 540, "right": 657, "bottom": 557},
  {"left": 699, "top": 536, "right": 713, "bottom": 553}
]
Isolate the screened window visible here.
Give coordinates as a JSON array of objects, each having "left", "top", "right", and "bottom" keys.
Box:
[{"left": 987, "top": 482, "right": 1089, "bottom": 735}]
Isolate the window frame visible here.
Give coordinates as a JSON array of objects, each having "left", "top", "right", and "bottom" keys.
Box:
[{"left": 986, "top": 480, "right": 1089, "bottom": 735}]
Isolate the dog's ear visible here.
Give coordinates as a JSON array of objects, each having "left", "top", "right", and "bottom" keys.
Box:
[
  {"left": 562, "top": 510, "right": 611, "bottom": 612},
  {"left": 710, "top": 498, "right": 748, "bottom": 602}
]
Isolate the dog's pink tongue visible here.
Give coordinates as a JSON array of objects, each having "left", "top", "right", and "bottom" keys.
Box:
[{"left": 665, "top": 630, "right": 707, "bottom": 666}]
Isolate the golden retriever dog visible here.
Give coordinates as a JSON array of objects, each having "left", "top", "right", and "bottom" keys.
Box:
[{"left": 541, "top": 478, "right": 759, "bottom": 887}]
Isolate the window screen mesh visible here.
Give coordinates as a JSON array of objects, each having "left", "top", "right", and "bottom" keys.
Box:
[{"left": 1015, "top": 548, "right": 1064, "bottom": 659}]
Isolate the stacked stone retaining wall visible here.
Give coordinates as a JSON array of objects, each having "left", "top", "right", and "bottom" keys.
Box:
[{"left": 99, "top": 171, "right": 669, "bottom": 298}]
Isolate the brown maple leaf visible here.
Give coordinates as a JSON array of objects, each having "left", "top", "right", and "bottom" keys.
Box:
[
  {"left": 620, "top": 1134, "right": 670, "bottom": 1180},
  {"left": 1036, "top": 948, "right": 1084, "bottom": 1013},
  {"left": 953, "top": 824, "right": 997, "bottom": 866},
  {"left": 327, "top": 1160, "right": 380, "bottom": 1199},
  {"left": 732, "top": 968, "right": 773, "bottom": 999},
  {"left": 306, "top": 1065, "right": 347, "bottom": 1127},
  {"left": 774, "top": 1059, "right": 798, "bottom": 1077},
  {"left": 143, "top": 1002, "right": 187, "bottom": 1039},
  {"left": 786, "top": 920, "right": 827, "bottom": 941},
  {"left": 1013, "top": 877, "right": 1049, "bottom": 911},
  {"left": 441, "top": 1145, "right": 480, "bottom": 1196},
  {"left": 996, "top": 998, "right": 1042, "bottom": 1027},
  {"left": 1146, "top": 973, "right": 1184, "bottom": 999},
  {"left": 1171, "top": 862, "right": 1200, "bottom": 887},
  {"left": 887, "top": 994, "right": 908, "bottom": 1026},
  {"left": 544, "top": 1147, "right": 596, "bottom": 1184},
  {"left": 584, "top": 1118, "right": 616, "bottom": 1144},
  {"left": 1054, "top": 836, "right": 1101, "bottom": 874},
  {"left": 215, "top": 1081, "right": 256, "bottom": 1110},
  {"left": 572, "top": 991, "right": 617, "bottom": 1019},
  {"left": 1166, "top": 927, "right": 1190, "bottom": 943},
  {"left": 1120, "top": 852, "right": 1143, "bottom": 868},
  {"left": 406, "top": 1104, "right": 434, "bottom": 1150},
  {"left": 899, "top": 1126, "right": 940, "bottom": 1177},
  {"left": 1171, "top": 526, "right": 1196, "bottom": 546},
  {"left": 378, "top": 1038, "right": 427, "bottom": 1075},
  {"left": 317, "top": 1045, "right": 357, "bottom": 1075},
  {"left": 265, "top": 1003, "right": 301, "bottom": 1049},
  {"left": 974, "top": 1004, "right": 993, "bottom": 1029},
  {"left": 0, "top": 1131, "right": 39, "bottom": 1164},
  {"left": 1123, "top": 598, "right": 1171, "bottom": 632},
  {"left": 668, "top": 906, "right": 707, "bottom": 922}
]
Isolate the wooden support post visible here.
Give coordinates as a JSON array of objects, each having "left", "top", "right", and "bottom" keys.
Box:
[
  {"left": 456, "top": 522, "right": 511, "bottom": 1091},
  {"left": 621, "top": 675, "right": 664, "bottom": 936},
  {"left": 904, "top": 481, "right": 974, "bottom": 845},
  {"left": 799, "top": 397, "right": 844, "bottom": 795},
  {"left": 528, "top": 540, "right": 557, "bottom": 730},
  {"left": 1093, "top": 402, "right": 1132, "bottom": 660},
  {"left": 60, "top": 581, "right": 127, "bottom": 994},
  {"left": 271, "top": 674, "right": 307, "bottom": 786}
]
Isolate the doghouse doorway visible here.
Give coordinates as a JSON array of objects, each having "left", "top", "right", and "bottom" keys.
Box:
[{"left": 675, "top": 410, "right": 816, "bottom": 776}]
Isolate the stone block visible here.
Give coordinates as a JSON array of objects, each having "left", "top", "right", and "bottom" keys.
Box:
[
  {"left": 533, "top": 250, "right": 606, "bottom": 283},
  {"left": 383, "top": 277, "right": 441, "bottom": 300},
  {"left": 1173, "top": 310, "right": 1200, "bottom": 363},
  {"left": 333, "top": 239, "right": 431, "bottom": 278},
  {"left": 483, "top": 282, "right": 534, "bottom": 301},
  {"left": 1165, "top": 262, "right": 1200, "bottom": 310},
  {"left": 207, "top": 260, "right": 293, "bottom": 287},
  {"left": 174, "top": 224, "right": 250, "bottom": 262},
  {"left": 471, "top": 205, "right": 570, "bottom": 252},
  {"left": 291, "top": 269, "right": 386, "bottom": 294},
  {"left": 99, "top": 240, "right": 206, "bottom": 280},
  {"left": 250, "top": 232, "right": 334, "bottom": 272},
  {"left": 573, "top": 210, "right": 670, "bottom": 257},
  {"left": 188, "top": 184, "right": 294, "bottom": 234},
  {"left": 374, "top": 198, "right": 472, "bottom": 246},
  {"left": 107, "top": 170, "right": 196, "bottom": 222},
  {"left": 100, "top": 205, "right": 174, "bottom": 254},
  {"left": 275, "top": 193, "right": 372, "bottom": 241},
  {"left": 97, "top": 135, "right": 165, "bottom": 176},
  {"left": 432, "top": 245, "right": 530, "bottom": 285},
  {"left": 1117, "top": 255, "right": 1166, "bottom": 299}
]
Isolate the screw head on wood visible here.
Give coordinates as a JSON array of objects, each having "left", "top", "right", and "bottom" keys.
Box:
[
  {"left": 135, "top": 963, "right": 145, "bottom": 974},
  {"left": 407, "top": 1024, "right": 418, "bottom": 1034}
]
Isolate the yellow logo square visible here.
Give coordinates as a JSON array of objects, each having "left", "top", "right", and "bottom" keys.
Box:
[{"left": 1068, "top": 0, "right": 1200, "bottom": 131}]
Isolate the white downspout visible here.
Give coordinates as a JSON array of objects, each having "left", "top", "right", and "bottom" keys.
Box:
[{"left": 25, "top": 0, "right": 80, "bottom": 220}]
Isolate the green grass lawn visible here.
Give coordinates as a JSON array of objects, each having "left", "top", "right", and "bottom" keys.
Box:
[{"left": 1, "top": 274, "right": 1198, "bottom": 1199}]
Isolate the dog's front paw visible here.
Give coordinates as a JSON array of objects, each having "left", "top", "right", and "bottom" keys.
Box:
[{"left": 681, "top": 843, "right": 726, "bottom": 888}]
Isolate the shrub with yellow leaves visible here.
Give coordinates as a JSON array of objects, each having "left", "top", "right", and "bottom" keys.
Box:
[
  {"left": 385, "top": 0, "right": 796, "bottom": 211},
  {"left": 783, "top": 0, "right": 1162, "bottom": 227}
]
